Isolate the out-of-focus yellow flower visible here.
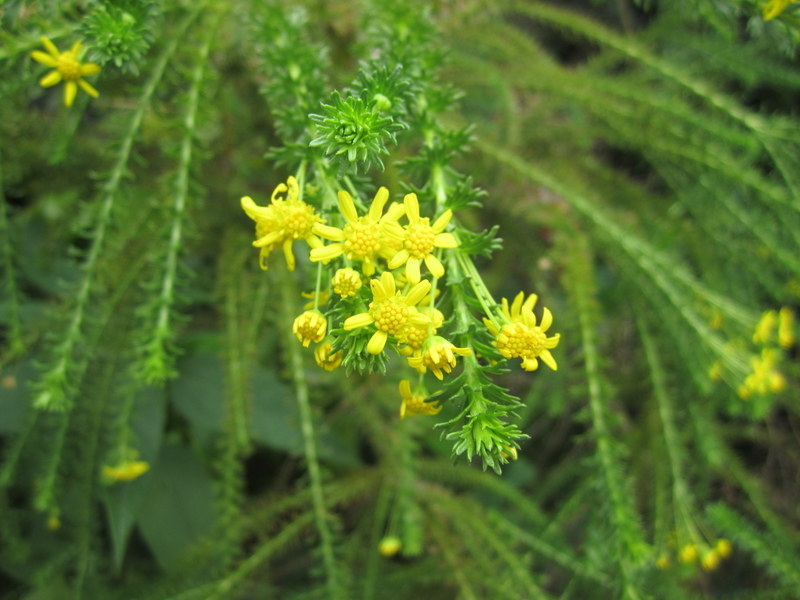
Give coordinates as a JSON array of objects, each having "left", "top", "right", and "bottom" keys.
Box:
[
  {"left": 778, "top": 307, "right": 795, "bottom": 349},
  {"left": 678, "top": 544, "right": 698, "bottom": 564},
  {"left": 102, "top": 460, "right": 150, "bottom": 482},
  {"left": 378, "top": 536, "right": 402, "bottom": 556},
  {"left": 398, "top": 379, "right": 441, "bottom": 418},
  {"left": 31, "top": 36, "right": 101, "bottom": 106},
  {"left": 314, "top": 339, "right": 343, "bottom": 371},
  {"left": 716, "top": 539, "right": 732, "bottom": 558},
  {"left": 752, "top": 310, "right": 777, "bottom": 345},
  {"left": 763, "top": 0, "right": 796, "bottom": 20}
]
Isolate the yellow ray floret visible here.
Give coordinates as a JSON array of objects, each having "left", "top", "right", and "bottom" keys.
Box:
[
  {"left": 241, "top": 176, "right": 325, "bottom": 270},
  {"left": 343, "top": 271, "right": 431, "bottom": 354},
  {"left": 763, "top": 0, "right": 796, "bottom": 20},
  {"left": 398, "top": 379, "right": 442, "bottom": 418},
  {"left": 31, "top": 36, "right": 101, "bottom": 107},
  {"left": 310, "top": 188, "right": 404, "bottom": 275},
  {"left": 484, "top": 291, "right": 560, "bottom": 371},
  {"left": 386, "top": 193, "right": 459, "bottom": 284}
]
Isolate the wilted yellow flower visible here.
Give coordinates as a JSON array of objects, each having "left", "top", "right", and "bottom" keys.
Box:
[
  {"left": 398, "top": 379, "right": 442, "bottom": 418},
  {"left": 314, "top": 339, "right": 343, "bottom": 371},
  {"left": 343, "top": 272, "right": 431, "bottom": 355},
  {"left": 484, "top": 292, "right": 560, "bottom": 371},
  {"left": 407, "top": 336, "right": 472, "bottom": 380},
  {"left": 31, "top": 36, "right": 101, "bottom": 106},
  {"left": 311, "top": 188, "right": 404, "bottom": 275},
  {"left": 386, "top": 193, "right": 458, "bottom": 284},
  {"left": 241, "top": 176, "right": 325, "bottom": 271},
  {"left": 293, "top": 310, "right": 327, "bottom": 347}
]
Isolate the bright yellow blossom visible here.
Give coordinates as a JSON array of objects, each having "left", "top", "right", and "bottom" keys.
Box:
[
  {"left": 386, "top": 193, "right": 458, "bottom": 284},
  {"left": 398, "top": 305, "right": 444, "bottom": 357},
  {"left": 378, "top": 536, "right": 402, "bottom": 556},
  {"left": 484, "top": 292, "right": 560, "bottom": 371},
  {"left": 314, "top": 339, "right": 343, "bottom": 371},
  {"left": 716, "top": 539, "right": 732, "bottom": 558},
  {"left": 241, "top": 176, "right": 325, "bottom": 271},
  {"left": 332, "top": 267, "right": 362, "bottom": 297},
  {"left": 343, "top": 272, "right": 431, "bottom": 354},
  {"left": 293, "top": 310, "right": 327, "bottom": 347},
  {"left": 701, "top": 549, "right": 720, "bottom": 571},
  {"left": 102, "top": 460, "right": 150, "bottom": 482},
  {"left": 310, "top": 188, "right": 404, "bottom": 275},
  {"left": 407, "top": 336, "right": 472, "bottom": 380},
  {"left": 678, "top": 544, "right": 698, "bottom": 564},
  {"left": 31, "top": 36, "right": 101, "bottom": 107},
  {"left": 398, "top": 379, "right": 442, "bottom": 418},
  {"left": 752, "top": 310, "right": 777, "bottom": 345}
]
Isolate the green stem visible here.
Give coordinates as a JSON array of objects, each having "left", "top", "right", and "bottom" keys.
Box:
[
  {"left": 278, "top": 265, "right": 342, "bottom": 599},
  {"left": 0, "top": 153, "right": 23, "bottom": 356}
]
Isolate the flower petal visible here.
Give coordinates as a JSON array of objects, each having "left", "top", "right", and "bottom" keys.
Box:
[
  {"left": 338, "top": 190, "right": 359, "bottom": 223},
  {"left": 253, "top": 230, "right": 282, "bottom": 248},
  {"left": 39, "top": 70, "right": 62, "bottom": 87},
  {"left": 70, "top": 40, "right": 82, "bottom": 55},
  {"left": 310, "top": 244, "right": 343, "bottom": 262},
  {"left": 382, "top": 202, "right": 405, "bottom": 223},
  {"left": 78, "top": 78, "right": 99, "bottom": 98},
  {"left": 433, "top": 232, "right": 458, "bottom": 248},
  {"left": 406, "top": 257, "right": 421, "bottom": 284},
  {"left": 510, "top": 292, "right": 525, "bottom": 319},
  {"left": 368, "top": 187, "right": 389, "bottom": 221},
  {"left": 544, "top": 333, "right": 561, "bottom": 349},
  {"left": 540, "top": 349, "right": 558, "bottom": 371},
  {"left": 380, "top": 271, "right": 396, "bottom": 297},
  {"left": 522, "top": 293, "right": 538, "bottom": 313},
  {"left": 80, "top": 62, "right": 101, "bottom": 76},
  {"left": 408, "top": 311, "right": 432, "bottom": 326},
  {"left": 539, "top": 306, "right": 553, "bottom": 331},
  {"left": 388, "top": 249, "right": 409, "bottom": 270},
  {"left": 40, "top": 36, "right": 60, "bottom": 58},
  {"left": 344, "top": 312, "right": 375, "bottom": 330},
  {"left": 431, "top": 209, "right": 452, "bottom": 232},
  {"left": 367, "top": 330, "right": 389, "bottom": 355},
  {"left": 399, "top": 380, "right": 412, "bottom": 400},
  {"left": 64, "top": 80, "right": 77, "bottom": 106},
  {"left": 404, "top": 193, "right": 420, "bottom": 222},
  {"left": 405, "top": 279, "right": 432, "bottom": 306},
  {"left": 423, "top": 254, "right": 444, "bottom": 279},
  {"left": 313, "top": 223, "right": 345, "bottom": 241},
  {"left": 282, "top": 239, "right": 296, "bottom": 271},
  {"left": 31, "top": 50, "right": 57, "bottom": 67}
]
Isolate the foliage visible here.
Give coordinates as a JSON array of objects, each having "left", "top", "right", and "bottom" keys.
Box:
[{"left": 1, "top": 0, "right": 799, "bottom": 598}]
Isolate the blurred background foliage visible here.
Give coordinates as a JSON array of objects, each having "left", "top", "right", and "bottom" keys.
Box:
[{"left": 1, "top": 0, "right": 799, "bottom": 598}]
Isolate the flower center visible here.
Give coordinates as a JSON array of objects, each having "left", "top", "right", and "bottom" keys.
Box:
[
  {"left": 371, "top": 298, "right": 409, "bottom": 334},
  {"left": 282, "top": 203, "right": 316, "bottom": 239},
  {"left": 343, "top": 219, "right": 382, "bottom": 260},
  {"left": 57, "top": 52, "right": 81, "bottom": 80},
  {"left": 401, "top": 324, "right": 430, "bottom": 350},
  {"left": 405, "top": 220, "right": 436, "bottom": 258},
  {"left": 497, "top": 323, "right": 546, "bottom": 359}
]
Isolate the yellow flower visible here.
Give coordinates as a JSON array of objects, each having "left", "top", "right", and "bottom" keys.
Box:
[
  {"left": 678, "top": 543, "right": 698, "bottom": 564},
  {"left": 701, "top": 549, "right": 720, "bottom": 571},
  {"left": 310, "top": 188, "right": 404, "bottom": 275},
  {"left": 398, "top": 379, "right": 442, "bottom": 418},
  {"left": 241, "top": 176, "right": 325, "bottom": 271},
  {"left": 332, "top": 267, "right": 363, "bottom": 298},
  {"left": 314, "top": 339, "right": 343, "bottom": 371},
  {"left": 343, "top": 272, "right": 431, "bottom": 355},
  {"left": 716, "top": 539, "right": 732, "bottom": 558},
  {"left": 407, "top": 336, "right": 472, "bottom": 380},
  {"left": 739, "top": 348, "right": 786, "bottom": 397},
  {"left": 763, "top": 0, "right": 795, "bottom": 20},
  {"left": 386, "top": 193, "right": 458, "bottom": 284},
  {"left": 500, "top": 445, "right": 519, "bottom": 460},
  {"left": 378, "top": 536, "right": 402, "bottom": 556},
  {"left": 752, "top": 310, "right": 777, "bottom": 345},
  {"left": 31, "top": 36, "right": 101, "bottom": 107},
  {"left": 398, "top": 305, "right": 444, "bottom": 357},
  {"left": 484, "top": 292, "right": 560, "bottom": 371},
  {"left": 102, "top": 460, "right": 150, "bottom": 482},
  {"left": 293, "top": 310, "right": 327, "bottom": 347},
  {"left": 778, "top": 307, "right": 795, "bottom": 348},
  {"left": 655, "top": 555, "right": 670, "bottom": 570}
]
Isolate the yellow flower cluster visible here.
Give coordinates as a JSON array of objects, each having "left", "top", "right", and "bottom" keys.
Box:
[
  {"left": 241, "top": 178, "right": 561, "bottom": 430},
  {"left": 738, "top": 307, "right": 794, "bottom": 399},
  {"left": 657, "top": 539, "right": 732, "bottom": 572}
]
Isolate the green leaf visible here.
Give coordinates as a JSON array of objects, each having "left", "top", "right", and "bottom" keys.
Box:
[
  {"left": 136, "top": 443, "right": 216, "bottom": 572},
  {"left": 169, "top": 352, "right": 226, "bottom": 447}
]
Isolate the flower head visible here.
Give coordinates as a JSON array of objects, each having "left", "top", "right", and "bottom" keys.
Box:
[
  {"left": 386, "top": 193, "right": 459, "bottom": 284},
  {"left": 293, "top": 310, "right": 327, "bottom": 347},
  {"left": 399, "top": 379, "right": 442, "bottom": 418},
  {"left": 398, "top": 305, "right": 444, "bottom": 357},
  {"left": 31, "top": 36, "right": 101, "bottom": 107},
  {"left": 763, "top": 0, "right": 796, "bottom": 20},
  {"left": 484, "top": 292, "right": 560, "bottom": 371},
  {"left": 778, "top": 307, "right": 795, "bottom": 348},
  {"left": 343, "top": 271, "right": 431, "bottom": 354},
  {"left": 311, "top": 188, "right": 404, "bottom": 275},
  {"left": 241, "top": 176, "right": 325, "bottom": 271},
  {"left": 314, "top": 339, "right": 343, "bottom": 371},
  {"left": 378, "top": 536, "right": 402, "bottom": 556},
  {"left": 332, "top": 267, "right": 363, "bottom": 298},
  {"left": 407, "top": 336, "right": 472, "bottom": 380}
]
